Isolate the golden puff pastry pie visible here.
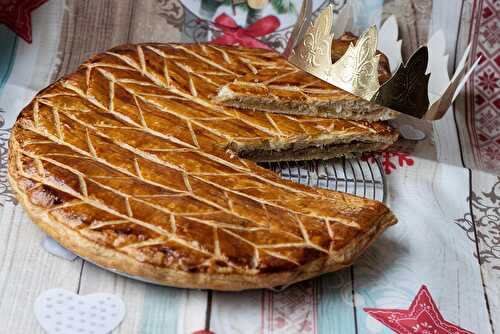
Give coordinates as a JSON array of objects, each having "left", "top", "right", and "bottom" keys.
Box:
[{"left": 9, "top": 43, "right": 397, "bottom": 290}]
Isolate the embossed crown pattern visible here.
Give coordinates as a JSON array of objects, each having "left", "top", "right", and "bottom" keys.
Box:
[{"left": 284, "top": 1, "right": 480, "bottom": 121}]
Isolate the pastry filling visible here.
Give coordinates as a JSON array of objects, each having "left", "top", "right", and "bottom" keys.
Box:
[
  {"left": 218, "top": 93, "right": 396, "bottom": 122},
  {"left": 237, "top": 141, "right": 390, "bottom": 162}
]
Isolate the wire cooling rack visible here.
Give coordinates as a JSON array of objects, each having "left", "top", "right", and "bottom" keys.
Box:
[{"left": 261, "top": 157, "right": 386, "bottom": 202}]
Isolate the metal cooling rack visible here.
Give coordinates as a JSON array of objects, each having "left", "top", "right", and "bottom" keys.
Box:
[
  {"left": 261, "top": 157, "right": 386, "bottom": 202},
  {"left": 261, "top": 156, "right": 386, "bottom": 292}
]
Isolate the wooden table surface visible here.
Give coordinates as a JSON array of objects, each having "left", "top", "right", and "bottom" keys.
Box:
[{"left": 0, "top": 1, "right": 498, "bottom": 333}]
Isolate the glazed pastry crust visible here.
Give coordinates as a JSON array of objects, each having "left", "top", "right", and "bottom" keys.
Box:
[
  {"left": 9, "top": 43, "right": 397, "bottom": 290},
  {"left": 9, "top": 169, "right": 396, "bottom": 290}
]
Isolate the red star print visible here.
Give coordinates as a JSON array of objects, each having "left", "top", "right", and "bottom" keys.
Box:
[
  {"left": 364, "top": 285, "right": 474, "bottom": 334},
  {"left": 0, "top": 0, "right": 48, "bottom": 43}
]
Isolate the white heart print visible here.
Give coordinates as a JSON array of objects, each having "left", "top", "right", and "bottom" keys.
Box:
[{"left": 34, "top": 288, "right": 126, "bottom": 334}]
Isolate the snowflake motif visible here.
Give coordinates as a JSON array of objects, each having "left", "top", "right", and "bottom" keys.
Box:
[
  {"left": 455, "top": 177, "right": 500, "bottom": 267},
  {"left": 477, "top": 71, "right": 499, "bottom": 94},
  {"left": 362, "top": 151, "right": 415, "bottom": 174}
]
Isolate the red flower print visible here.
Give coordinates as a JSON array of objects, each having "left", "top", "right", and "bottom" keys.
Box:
[
  {"left": 362, "top": 151, "right": 414, "bottom": 174},
  {"left": 477, "top": 71, "right": 499, "bottom": 94}
]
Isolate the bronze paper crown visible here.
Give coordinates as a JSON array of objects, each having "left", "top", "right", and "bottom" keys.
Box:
[{"left": 283, "top": 1, "right": 480, "bottom": 121}]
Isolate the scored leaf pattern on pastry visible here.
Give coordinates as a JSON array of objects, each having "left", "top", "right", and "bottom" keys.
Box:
[{"left": 9, "top": 44, "right": 396, "bottom": 287}]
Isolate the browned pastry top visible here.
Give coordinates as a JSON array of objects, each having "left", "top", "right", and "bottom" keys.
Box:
[{"left": 9, "top": 44, "right": 396, "bottom": 290}]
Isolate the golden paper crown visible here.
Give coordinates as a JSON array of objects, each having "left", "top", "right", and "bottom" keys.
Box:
[{"left": 284, "top": 1, "right": 479, "bottom": 121}]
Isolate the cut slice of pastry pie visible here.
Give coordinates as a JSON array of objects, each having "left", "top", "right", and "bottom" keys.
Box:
[
  {"left": 9, "top": 43, "right": 397, "bottom": 290},
  {"left": 231, "top": 118, "right": 397, "bottom": 162},
  {"left": 215, "top": 33, "right": 397, "bottom": 121}
]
